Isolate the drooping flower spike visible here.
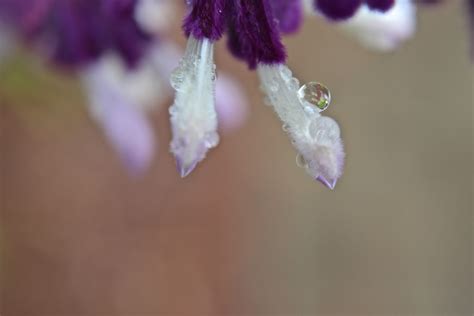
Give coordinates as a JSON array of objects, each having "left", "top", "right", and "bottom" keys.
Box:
[
  {"left": 170, "top": 0, "right": 345, "bottom": 188},
  {"left": 0, "top": 0, "right": 250, "bottom": 176},
  {"left": 0, "top": 0, "right": 161, "bottom": 174}
]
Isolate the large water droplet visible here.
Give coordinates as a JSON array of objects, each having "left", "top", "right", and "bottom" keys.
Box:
[
  {"left": 170, "top": 67, "right": 184, "bottom": 89},
  {"left": 296, "top": 153, "right": 307, "bottom": 168},
  {"left": 204, "top": 132, "right": 220, "bottom": 148},
  {"left": 269, "top": 79, "right": 279, "bottom": 92},
  {"left": 298, "top": 82, "right": 331, "bottom": 112}
]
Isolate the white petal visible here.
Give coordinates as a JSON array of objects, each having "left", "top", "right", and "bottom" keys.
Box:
[
  {"left": 135, "top": 0, "right": 176, "bottom": 34},
  {"left": 339, "top": 0, "right": 417, "bottom": 52},
  {"left": 169, "top": 36, "right": 219, "bottom": 177},
  {"left": 215, "top": 74, "right": 249, "bottom": 132},
  {"left": 82, "top": 54, "right": 166, "bottom": 112},
  {"left": 81, "top": 61, "right": 156, "bottom": 175},
  {"left": 258, "top": 64, "right": 344, "bottom": 187}
]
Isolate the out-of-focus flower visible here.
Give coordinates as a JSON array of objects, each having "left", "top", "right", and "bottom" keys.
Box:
[
  {"left": 0, "top": 0, "right": 158, "bottom": 174},
  {"left": 215, "top": 74, "right": 249, "bottom": 133},
  {"left": 0, "top": 0, "right": 462, "bottom": 189},
  {"left": 338, "top": 0, "right": 417, "bottom": 52},
  {"left": 0, "top": 0, "right": 151, "bottom": 68},
  {"left": 135, "top": 0, "right": 176, "bottom": 34},
  {"left": 82, "top": 56, "right": 156, "bottom": 176},
  {"left": 313, "top": 0, "right": 395, "bottom": 21},
  {"left": 169, "top": 0, "right": 346, "bottom": 188}
]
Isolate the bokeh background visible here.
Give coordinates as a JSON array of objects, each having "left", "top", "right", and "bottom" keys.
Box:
[{"left": 1, "top": 1, "right": 472, "bottom": 315}]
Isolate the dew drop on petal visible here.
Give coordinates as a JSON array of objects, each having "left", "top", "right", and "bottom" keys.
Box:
[
  {"left": 204, "top": 131, "right": 220, "bottom": 148},
  {"left": 298, "top": 82, "right": 331, "bottom": 112},
  {"left": 296, "top": 153, "right": 307, "bottom": 168}
]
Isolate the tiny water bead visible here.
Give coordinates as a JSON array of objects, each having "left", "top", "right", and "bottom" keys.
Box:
[
  {"left": 298, "top": 82, "right": 331, "bottom": 112},
  {"left": 295, "top": 153, "right": 308, "bottom": 168},
  {"left": 204, "top": 131, "right": 220, "bottom": 148}
]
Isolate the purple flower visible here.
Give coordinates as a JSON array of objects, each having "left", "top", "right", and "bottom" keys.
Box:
[
  {"left": 0, "top": 0, "right": 151, "bottom": 68},
  {"left": 82, "top": 56, "right": 157, "bottom": 175},
  {"left": 314, "top": 0, "right": 395, "bottom": 21},
  {"left": 170, "top": 0, "right": 346, "bottom": 188}
]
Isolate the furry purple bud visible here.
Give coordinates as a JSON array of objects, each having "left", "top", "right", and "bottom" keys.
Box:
[
  {"left": 227, "top": 0, "right": 286, "bottom": 69},
  {"left": 269, "top": 0, "right": 303, "bottom": 34},
  {"left": 183, "top": 0, "right": 227, "bottom": 41}
]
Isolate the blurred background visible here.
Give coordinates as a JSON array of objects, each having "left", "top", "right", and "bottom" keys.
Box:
[{"left": 0, "top": 1, "right": 472, "bottom": 315}]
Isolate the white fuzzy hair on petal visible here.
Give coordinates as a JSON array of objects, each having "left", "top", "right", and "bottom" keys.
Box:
[
  {"left": 169, "top": 36, "right": 219, "bottom": 177},
  {"left": 258, "top": 64, "right": 345, "bottom": 189}
]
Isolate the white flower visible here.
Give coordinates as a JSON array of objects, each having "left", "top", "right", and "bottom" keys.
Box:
[
  {"left": 169, "top": 36, "right": 219, "bottom": 177},
  {"left": 338, "top": 0, "right": 417, "bottom": 52},
  {"left": 258, "top": 64, "right": 344, "bottom": 189}
]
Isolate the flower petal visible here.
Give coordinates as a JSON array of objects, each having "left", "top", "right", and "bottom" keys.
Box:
[
  {"left": 169, "top": 36, "right": 219, "bottom": 177},
  {"left": 258, "top": 64, "right": 345, "bottom": 189}
]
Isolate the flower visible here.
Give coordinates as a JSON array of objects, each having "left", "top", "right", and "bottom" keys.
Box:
[
  {"left": 0, "top": 0, "right": 162, "bottom": 174},
  {"left": 170, "top": 0, "right": 347, "bottom": 188},
  {"left": 0, "top": 0, "right": 462, "bottom": 189},
  {"left": 0, "top": 0, "right": 250, "bottom": 176},
  {"left": 337, "top": 0, "right": 417, "bottom": 52}
]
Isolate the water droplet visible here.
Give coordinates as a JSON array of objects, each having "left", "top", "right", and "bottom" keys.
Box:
[
  {"left": 308, "top": 116, "right": 340, "bottom": 142},
  {"left": 168, "top": 106, "right": 177, "bottom": 115},
  {"left": 298, "top": 82, "right": 331, "bottom": 112},
  {"left": 269, "top": 79, "right": 279, "bottom": 92},
  {"left": 204, "top": 132, "right": 220, "bottom": 148},
  {"left": 280, "top": 66, "right": 292, "bottom": 80},
  {"left": 296, "top": 154, "right": 307, "bottom": 168},
  {"left": 288, "top": 78, "right": 300, "bottom": 90}
]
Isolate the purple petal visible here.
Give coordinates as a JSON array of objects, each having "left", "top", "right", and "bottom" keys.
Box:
[
  {"left": 366, "top": 0, "right": 395, "bottom": 12},
  {"left": 84, "top": 69, "right": 156, "bottom": 176},
  {"left": 317, "top": 176, "right": 337, "bottom": 190},
  {"left": 315, "top": 0, "right": 363, "bottom": 20},
  {"left": 269, "top": 0, "right": 303, "bottom": 34},
  {"left": 227, "top": 0, "right": 286, "bottom": 69},
  {"left": 183, "top": 0, "right": 228, "bottom": 41},
  {"left": 101, "top": 101, "right": 156, "bottom": 176}
]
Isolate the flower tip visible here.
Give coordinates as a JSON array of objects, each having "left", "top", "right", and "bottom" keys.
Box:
[
  {"left": 317, "top": 176, "right": 338, "bottom": 190},
  {"left": 176, "top": 158, "right": 198, "bottom": 178}
]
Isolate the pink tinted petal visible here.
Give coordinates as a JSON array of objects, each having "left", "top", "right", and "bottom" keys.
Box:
[
  {"left": 100, "top": 98, "right": 156, "bottom": 176},
  {"left": 83, "top": 68, "right": 156, "bottom": 176},
  {"left": 215, "top": 74, "right": 249, "bottom": 133}
]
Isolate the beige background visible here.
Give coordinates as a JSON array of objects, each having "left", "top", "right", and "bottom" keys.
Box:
[{"left": 1, "top": 1, "right": 472, "bottom": 315}]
